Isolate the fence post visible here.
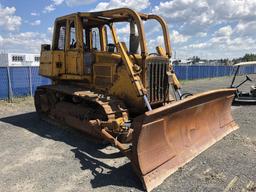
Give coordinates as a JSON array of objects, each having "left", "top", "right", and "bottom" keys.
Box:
[
  {"left": 28, "top": 66, "right": 33, "bottom": 97},
  {"left": 7, "top": 66, "right": 13, "bottom": 102},
  {"left": 198, "top": 65, "right": 201, "bottom": 79},
  {"left": 186, "top": 65, "right": 189, "bottom": 80},
  {"left": 229, "top": 66, "right": 232, "bottom": 76}
]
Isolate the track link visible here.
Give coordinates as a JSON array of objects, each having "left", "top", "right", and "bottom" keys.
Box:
[{"left": 35, "top": 84, "right": 131, "bottom": 141}]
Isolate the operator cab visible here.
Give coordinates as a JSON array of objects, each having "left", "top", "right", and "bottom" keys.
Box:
[
  {"left": 40, "top": 9, "right": 171, "bottom": 79},
  {"left": 40, "top": 8, "right": 174, "bottom": 105}
]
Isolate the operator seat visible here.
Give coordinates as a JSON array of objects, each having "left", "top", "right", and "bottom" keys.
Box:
[{"left": 250, "top": 85, "right": 256, "bottom": 96}]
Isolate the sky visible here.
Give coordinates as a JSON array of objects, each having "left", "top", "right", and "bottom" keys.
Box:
[{"left": 0, "top": 0, "right": 256, "bottom": 59}]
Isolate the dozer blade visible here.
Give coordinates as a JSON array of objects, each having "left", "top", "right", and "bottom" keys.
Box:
[{"left": 132, "top": 89, "right": 239, "bottom": 191}]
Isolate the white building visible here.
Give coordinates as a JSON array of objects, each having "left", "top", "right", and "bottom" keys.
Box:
[{"left": 0, "top": 53, "right": 40, "bottom": 67}]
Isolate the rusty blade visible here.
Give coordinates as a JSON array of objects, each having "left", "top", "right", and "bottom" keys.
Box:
[{"left": 131, "top": 89, "right": 239, "bottom": 191}]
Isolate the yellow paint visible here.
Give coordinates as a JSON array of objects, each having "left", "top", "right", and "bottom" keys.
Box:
[
  {"left": 39, "top": 10, "right": 173, "bottom": 114},
  {"left": 39, "top": 51, "right": 52, "bottom": 76},
  {"left": 109, "top": 65, "right": 145, "bottom": 112}
]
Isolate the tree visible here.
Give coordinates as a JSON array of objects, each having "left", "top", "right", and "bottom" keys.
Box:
[
  {"left": 232, "top": 53, "right": 256, "bottom": 64},
  {"left": 242, "top": 53, "right": 256, "bottom": 61},
  {"left": 190, "top": 56, "right": 200, "bottom": 64}
]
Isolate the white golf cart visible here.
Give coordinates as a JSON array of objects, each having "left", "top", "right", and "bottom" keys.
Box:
[{"left": 230, "top": 61, "right": 256, "bottom": 104}]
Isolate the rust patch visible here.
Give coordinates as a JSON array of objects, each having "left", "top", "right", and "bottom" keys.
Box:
[{"left": 132, "top": 89, "right": 239, "bottom": 191}]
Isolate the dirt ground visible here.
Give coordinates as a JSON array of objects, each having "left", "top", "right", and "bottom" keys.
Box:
[{"left": 0, "top": 75, "right": 255, "bottom": 192}]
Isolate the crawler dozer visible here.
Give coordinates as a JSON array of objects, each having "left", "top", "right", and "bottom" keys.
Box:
[{"left": 35, "top": 8, "right": 239, "bottom": 191}]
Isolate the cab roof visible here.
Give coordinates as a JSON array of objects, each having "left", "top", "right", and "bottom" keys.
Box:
[
  {"left": 234, "top": 61, "right": 256, "bottom": 66},
  {"left": 55, "top": 8, "right": 149, "bottom": 23}
]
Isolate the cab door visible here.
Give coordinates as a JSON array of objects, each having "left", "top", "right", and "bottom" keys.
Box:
[
  {"left": 51, "top": 19, "right": 66, "bottom": 76},
  {"left": 65, "top": 16, "right": 83, "bottom": 75}
]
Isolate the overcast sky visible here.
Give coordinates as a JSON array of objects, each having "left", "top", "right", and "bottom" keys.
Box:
[{"left": 0, "top": 0, "right": 256, "bottom": 59}]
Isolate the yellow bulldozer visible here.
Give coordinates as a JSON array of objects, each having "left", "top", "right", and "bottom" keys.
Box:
[{"left": 35, "top": 8, "right": 239, "bottom": 191}]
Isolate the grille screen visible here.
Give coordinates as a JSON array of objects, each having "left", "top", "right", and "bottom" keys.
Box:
[
  {"left": 94, "top": 66, "right": 112, "bottom": 76},
  {"left": 147, "top": 60, "right": 168, "bottom": 103},
  {"left": 94, "top": 65, "right": 112, "bottom": 87},
  {"left": 95, "top": 76, "right": 112, "bottom": 86}
]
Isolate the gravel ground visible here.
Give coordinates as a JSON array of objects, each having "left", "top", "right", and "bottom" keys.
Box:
[{"left": 0, "top": 75, "right": 255, "bottom": 192}]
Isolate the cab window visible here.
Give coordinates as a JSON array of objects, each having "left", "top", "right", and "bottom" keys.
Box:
[
  {"left": 69, "top": 20, "right": 76, "bottom": 49},
  {"left": 53, "top": 20, "right": 66, "bottom": 50},
  {"left": 91, "top": 27, "right": 101, "bottom": 51},
  {"left": 105, "top": 25, "right": 116, "bottom": 53}
]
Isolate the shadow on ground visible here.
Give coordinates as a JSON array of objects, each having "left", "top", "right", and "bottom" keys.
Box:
[{"left": 0, "top": 112, "right": 142, "bottom": 190}]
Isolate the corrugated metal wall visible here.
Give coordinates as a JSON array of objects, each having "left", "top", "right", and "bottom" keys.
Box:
[{"left": 0, "top": 65, "right": 255, "bottom": 100}]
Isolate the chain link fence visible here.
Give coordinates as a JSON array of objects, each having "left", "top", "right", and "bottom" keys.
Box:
[
  {"left": 174, "top": 65, "right": 256, "bottom": 80},
  {"left": 0, "top": 67, "right": 50, "bottom": 100}
]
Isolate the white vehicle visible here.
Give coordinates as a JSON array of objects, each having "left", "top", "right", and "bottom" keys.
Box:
[{"left": 230, "top": 61, "right": 256, "bottom": 104}]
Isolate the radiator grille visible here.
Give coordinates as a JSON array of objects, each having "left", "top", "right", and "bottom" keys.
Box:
[
  {"left": 94, "top": 65, "right": 112, "bottom": 88},
  {"left": 94, "top": 66, "right": 112, "bottom": 76},
  {"left": 95, "top": 76, "right": 112, "bottom": 86},
  {"left": 147, "top": 60, "right": 168, "bottom": 104}
]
